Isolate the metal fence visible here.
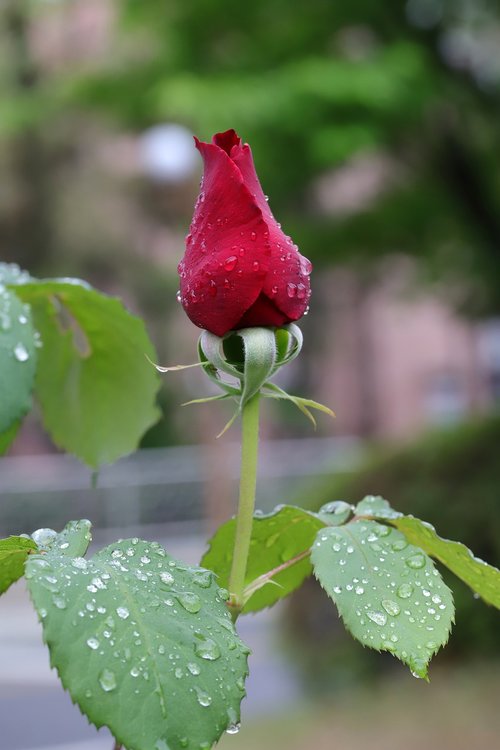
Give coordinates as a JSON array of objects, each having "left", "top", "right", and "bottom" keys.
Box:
[{"left": 0, "top": 436, "right": 362, "bottom": 537}]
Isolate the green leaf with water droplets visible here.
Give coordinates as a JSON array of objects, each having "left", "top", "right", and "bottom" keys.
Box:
[
  {"left": 355, "top": 497, "right": 500, "bottom": 609},
  {"left": 27, "top": 533, "right": 249, "bottom": 750},
  {"left": 201, "top": 505, "right": 326, "bottom": 613},
  {"left": 14, "top": 280, "right": 160, "bottom": 467},
  {"left": 371, "top": 513, "right": 500, "bottom": 609},
  {"left": 0, "top": 285, "right": 37, "bottom": 435},
  {"left": 355, "top": 495, "right": 402, "bottom": 520},
  {"left": 311, "top": 520, "right": 454, "bottom": 679},
  {"left": 31, "top": 519, "right": 92, "bottom": 557},
  {"left": 0, "top": 536, "right": 38, "bottom": 595}
]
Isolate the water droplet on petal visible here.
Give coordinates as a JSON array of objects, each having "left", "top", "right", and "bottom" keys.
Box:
[
  {"left": 296, "top": 283, "right": 307, "bottom": 299},
  {"left": 224, "top": 256, "right": 238, "bottom": 272},
  {"left": 286, "top": 283, "right": 297, "bottom": 298},
  {"left": 300, "top": 257, "right": 313, "bottom": 275},
  {"left": 252, "top": 261, "right": 260, "bottom": 272},
  {"left": 250, "top": 231, "right": 257, "bottom": 241}
]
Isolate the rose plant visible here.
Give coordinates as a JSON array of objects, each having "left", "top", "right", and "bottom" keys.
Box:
[{"left": 1, "top": 131, "right": 500, "bottom": 750}]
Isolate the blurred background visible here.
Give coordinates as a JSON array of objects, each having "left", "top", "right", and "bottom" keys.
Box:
[{"left": 1, "top": 0, "right": 500, "bottom": 748}]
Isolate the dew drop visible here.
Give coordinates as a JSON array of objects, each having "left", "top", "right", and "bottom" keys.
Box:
[
  {"left": 296, "top": 283, "right": 307, "bottom": 299},
  {"left": 300, "top": 258, "right": 313, "bottom": 275},
  {"left": 52, "top": 595, "right": 67, "bottom": 610},
  {"left": 116, "top": 606, "right": 130, "bottom": 620},
  {"left": 195, "top": 636, "right": 221, "bottom": 661},
  {"left": 397, "top": 583, "right": 414, "bottom": 599},
  {"left": 160, "top": 571, "right": 174, "bottom": 585},
  {"left": 224, "top": 256, "right": 238, "bottom": 272},
  {"left": 208, "top": 280, "right": 217, "bottom": 297},
  {"left": 193, "top": 570, "right": 212, "bottom": 588},
  {"left": 286, "top": 283, "right": 297, "bottom": 298},
  {"left": 98, "top": 668, "right": 117, "bottom": 692},
  {"left": 252, "top": 261, "right": 260, "bottom": 272},
  {"left": 194, "top": 686, "right": 212, "bottom": 707},
  {"left": 178, "top": 592, "right": 202, "bottom": 614},
  {"left": 366, "top": 610, "right": 387, "bottom": 626},
  {"left": 250, "top": 231, "right": 257, "bottom": 241},
  {"left": 87, "top": 637, "right": 100, "bottom": 650},
  {"left": 406, "top": 554, "right": 425, "bottom": 569},
  {"left": 271, "top": 285, "right": 278, "bottom": 295},
  {"left": 226, "top": 723, "right": 241, "bottom": 735},
  {"left": 381, "top": 599, "right": 401, "bottom": 617},
  {"left": 14, "top": 342, "right": 29, "bottom": 362},
  {"left": 31, "top": 528, "right": 58, "bottom": 547},
  {"left": 187, "top": 661, "right": 201, "bottom": 675},
  {"left": 392, "top": 539, "right": 408, "bottom": 551}
]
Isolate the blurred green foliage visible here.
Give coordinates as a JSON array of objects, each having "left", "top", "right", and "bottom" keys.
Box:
[
  {"left": 2, "top": 0, "right": 500, "bottom": 310},
  {"left": 72, "top": 0, "right": 500, "bottom": 314},
  {"left": 285, "top": 416, "right": 500, "bottom": 689}
]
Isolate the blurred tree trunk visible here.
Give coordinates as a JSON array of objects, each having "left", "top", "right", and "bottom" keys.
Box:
[{"left": 2, "top": 0, "right": 52, "bottom": 272}]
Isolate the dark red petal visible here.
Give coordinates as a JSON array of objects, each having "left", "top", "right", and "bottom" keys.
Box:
[
  {"left": 212, "top": 129, "right": 242, "bottom": 156},
  {"left": 260, "top": 221, "right": 312, "bottom": 323},
  {"left": 228, "top": 138, "right": 312, "bottom": 320},
  {"left": 236, "top": 292, "right": 290, "bottom": 328},
  {"left": 229, "top": 142, "right": 273, "bottom": 219},
  {"left": 180, "top": 140, "right": 270, "bottom": 336}
]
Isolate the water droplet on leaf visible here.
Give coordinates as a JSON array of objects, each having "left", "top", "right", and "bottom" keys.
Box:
[
  {"left": 98, "top": 668, "right": 117, "bottom": 692},
  {"left": 14, "top": 342, "right": 29, "bottom": 362},
  {"left": 195, "top": 636, "right": 221, "bottom": 661}
]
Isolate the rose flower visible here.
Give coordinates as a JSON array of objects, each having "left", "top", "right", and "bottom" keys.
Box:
[{"left": 178, "top": 129, "right": 312, "bottom": 337}]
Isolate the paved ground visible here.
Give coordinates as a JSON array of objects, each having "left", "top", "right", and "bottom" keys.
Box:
[{"left": 0, "top": 534, "right": 302, "bottom": 750}]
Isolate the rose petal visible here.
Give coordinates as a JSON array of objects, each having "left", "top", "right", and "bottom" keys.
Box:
[
  {"left": 179, "top": 130, "right": 312, "bottom": 336},
  {"left": 179, "top": 139, "right": 271, "bottom": 336}
]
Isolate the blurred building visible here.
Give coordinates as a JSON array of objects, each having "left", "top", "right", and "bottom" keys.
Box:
[{"left": 315, "top": 260, "right": 499, "bottom": 438}]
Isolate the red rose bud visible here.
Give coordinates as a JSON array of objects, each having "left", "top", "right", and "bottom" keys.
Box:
[{"left": 178, "top": 129, "right": 312, "bottom": 337}]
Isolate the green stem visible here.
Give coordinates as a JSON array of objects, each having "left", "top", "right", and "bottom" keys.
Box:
[{"left": 228, "top": 393, "right": 261, "bottom": 616}]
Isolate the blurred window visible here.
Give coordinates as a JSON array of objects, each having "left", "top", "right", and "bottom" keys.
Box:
[{"left": 424, "top": 372, "right": 466, "bottom": 425}]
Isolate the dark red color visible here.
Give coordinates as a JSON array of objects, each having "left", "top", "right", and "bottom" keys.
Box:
[{"left": 178, "top": 129, "right": 312, "bottom": 337}]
